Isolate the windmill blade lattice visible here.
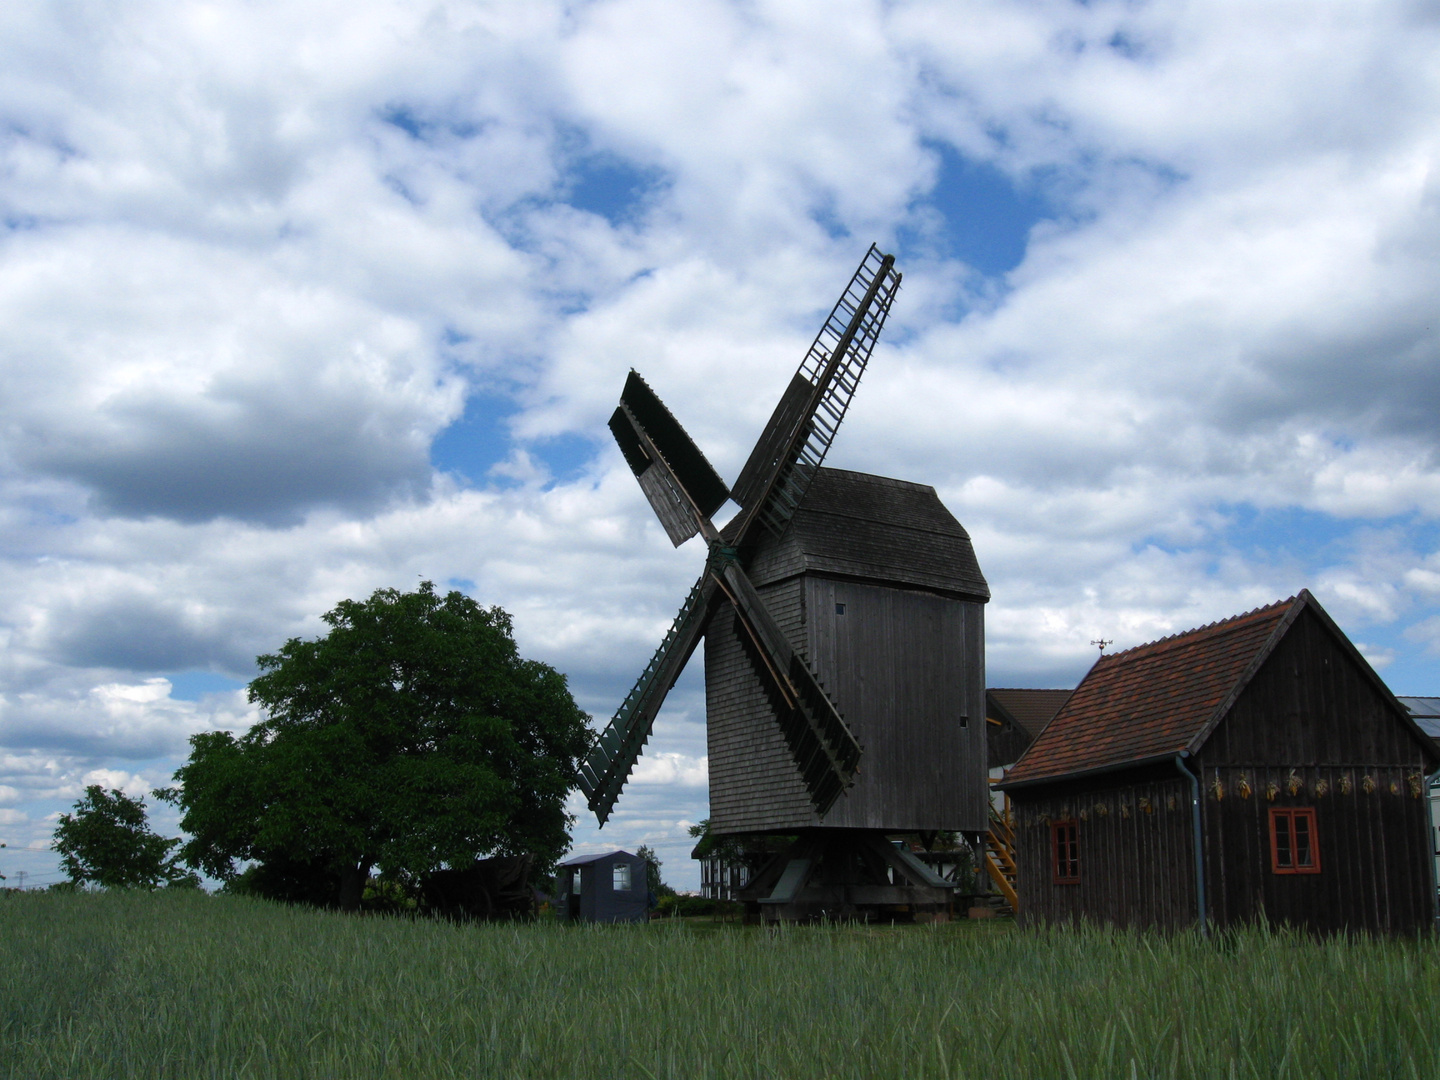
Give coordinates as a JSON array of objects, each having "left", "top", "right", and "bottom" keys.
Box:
[
  {"left": 731, "top": 244, "right": 901, "bottom": 542},
  {"left": 714, "top": 557, "right": 863, "bottom": 816},
  {"left": 584, "top": 245, "right": 900, "bottom": 827},
  {"left": 578, "top": 572, "right": 716, "bottom": 826}
]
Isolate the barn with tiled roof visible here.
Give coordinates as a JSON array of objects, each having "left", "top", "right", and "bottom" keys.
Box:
[
  {"left": 985, "top": 688, "right": 1072, "bottom": 770},
  {"left": 999, "top": 590, "right": 1439, "bottom": 934}
]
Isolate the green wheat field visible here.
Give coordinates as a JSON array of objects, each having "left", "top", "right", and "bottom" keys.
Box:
[{"left": 3, "top": 889, "right": 1438, "bottom": 1079}]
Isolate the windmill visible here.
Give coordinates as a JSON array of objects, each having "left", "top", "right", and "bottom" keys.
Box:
[{"left": 580, "top": 246, "right": 991, "bottom": 921}]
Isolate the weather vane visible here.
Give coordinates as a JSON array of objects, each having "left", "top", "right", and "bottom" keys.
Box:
[{"left": 1091, "top": 638, "right": 1113, "bottom": 654}]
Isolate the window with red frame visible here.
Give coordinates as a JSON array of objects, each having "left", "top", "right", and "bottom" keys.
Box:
[
  {"left": 1051, "top": 819, "right": 1079, "bottom": 884},
  {"left": 1269, "top": 807, "right": 1320, "bottom": 874}
]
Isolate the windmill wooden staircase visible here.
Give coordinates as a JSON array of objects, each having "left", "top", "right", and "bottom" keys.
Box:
[{"left": 983, "top": 803, "right": 1019, "bottom": 915}]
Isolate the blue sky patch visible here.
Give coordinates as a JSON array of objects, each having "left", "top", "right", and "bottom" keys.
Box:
[
  {"left": 378, "top": 104, "right": 481, "bottom": 143},
  {"left": 1343, "top": 616, "right": 1437, "bottom": 698},
  {"left": 1218, "top": 505, "right": 1359, "bottom": 563},
  {"left": 527, "top": 432, "right": 599, "bottom": 482},
  {"left": 563, "top": 153, "right": 666, "bottom": 227},
  {"left": 810, "top": 203, "right": 850, "bottom": 241},
  {"left": 431, "top": 395, "right": 599, "bottom": 487},
  {"left": 165, "top": 670, "right": 247, "bottom": 701},
  {"left": 905, "top": 142, "right": 1051, "bottom": 277},
  {"left": 430, "top": 394, "right": 515, "bottom": 483},
  {"left": 380, "top": 104, "right": 428, "bottom": 140}
]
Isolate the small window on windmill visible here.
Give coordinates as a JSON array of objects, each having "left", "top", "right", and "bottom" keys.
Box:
[
  {"left": 613, "top": 863, "right": 631, "bottom": 891},
  {"left": 835, "top": 603, "right": 846, "bottom": 615},
  {"left": 958, "top": 714, "right": 969, "bottom": 729}
]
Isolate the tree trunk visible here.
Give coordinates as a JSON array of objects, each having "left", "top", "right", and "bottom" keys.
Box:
[{"left": 337, "top": 860, "right": 372, "bottom": 911}]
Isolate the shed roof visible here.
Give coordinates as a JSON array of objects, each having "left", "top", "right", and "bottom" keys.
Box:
[
  {"left": 986, "top": 688, "right": 1073, "bottom": 739},
  {"left": 738, "top": 467, "right": 989, "bottom": 600},
  {"left": 1001, "top": 590, "right": 1435, "bottom": 788},
  {"left": 558, "top": 850, "right": 634, "bottom": 867},
  {"left": 1398, "top": 696, "right": 1440, "bottom": 718},
  {"left": 1398, "top": 697, "right": 1440, "bottom": 746}
]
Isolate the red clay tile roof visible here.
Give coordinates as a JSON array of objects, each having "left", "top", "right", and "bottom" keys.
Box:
[{"left": 1002, "top": 597, "right": 1296, "bottom": 785}]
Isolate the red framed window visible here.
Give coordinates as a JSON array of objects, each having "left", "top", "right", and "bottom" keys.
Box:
[
  {"left": 1051, "top": 820, "right": 1079, "bottom": 884},
  {"left": 1269, "top": 807, "right": 1321, "bottom": 874}
]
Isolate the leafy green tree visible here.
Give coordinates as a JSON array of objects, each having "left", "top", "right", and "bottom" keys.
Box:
[
  {"left": 169, "top": 582, "right": 593, "bottom": 910},
  {"left": 686, "top": 819, "right": 748, "bottom": 865},
  {"left": 635, "top": 844, "right": 671, "bottom": 898},
  {"left": 52, "top": 786, "right": 198, "bottom": 889}
]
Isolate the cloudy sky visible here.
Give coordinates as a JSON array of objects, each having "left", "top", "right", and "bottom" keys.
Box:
[{"left": 2, "top": 1, "right": 1438, "bottom": 891}]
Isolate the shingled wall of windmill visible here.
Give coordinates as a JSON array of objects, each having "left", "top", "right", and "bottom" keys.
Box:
[
  {"left": 707, "top": 468, "right": 991, "bottom": 836},
  {"left": 706, "top": 582, "right": 818, "bottom": 831}
]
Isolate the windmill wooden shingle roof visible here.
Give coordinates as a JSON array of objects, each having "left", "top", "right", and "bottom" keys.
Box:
[{"left": 735, "top": 468, "right": 988, "bottom": 599}]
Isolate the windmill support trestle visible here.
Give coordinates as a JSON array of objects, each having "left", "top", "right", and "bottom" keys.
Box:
[{"left": 737, "top": 829, "right": 960, "bottom": 924}]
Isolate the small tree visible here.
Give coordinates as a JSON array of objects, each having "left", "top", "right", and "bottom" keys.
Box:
[
  {"left": 686, "top": 819, "right": 748, "bottom": 865},
  {"left": 635, "top": 844, "right": 670, "bottom": 898},
  {"left": 52, "top": 786, "right": 197, "bottom": 889}
]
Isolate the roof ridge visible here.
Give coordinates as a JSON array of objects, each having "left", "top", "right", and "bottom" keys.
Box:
[
  {"left": 1100, "top": 596, "right": 1296, "bottom": 664},
  {"left": 796, "top": 505, "right": 966, "bottom": 536},
  {"left": 988, "top": 687, "right": 1073, "bottom": 692},
  {"left": 814, "top": 466, "right": 935, "bottom": 493}
]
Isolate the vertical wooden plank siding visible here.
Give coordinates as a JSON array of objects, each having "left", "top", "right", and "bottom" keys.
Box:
[
  {"left": 1198, "top": 608, "right": 1435, "bottom": 934},
  {"left": 1012, "top": 778, "right": 1196, "bottom": 929},
  {"left": 987, "top": 717, "right": 1032, "bottom": 770},
  {"left": 1197, "top": 764, "right": 1432, "bottom": 933},
  {"left": 1012, "top": 606, "right": 1436, "bottom": 934},
  {"left": 705, "top": 468, "right": 990, "bottom": 838},
  {"left": 807, "top": 579, "right": 987, "bottom": 832},
  {"left": 706, "top": 577, "right": 987, "bottom": 834}
]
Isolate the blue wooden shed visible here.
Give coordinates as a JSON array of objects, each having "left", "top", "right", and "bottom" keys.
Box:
[{"left": 554, "top": 850, "right": 648, "bottom": 924}]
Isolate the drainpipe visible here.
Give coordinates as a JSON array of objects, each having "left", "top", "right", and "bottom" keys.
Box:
[{"left": 1174, "top": 753, "right": 1208, "bottom": 936}]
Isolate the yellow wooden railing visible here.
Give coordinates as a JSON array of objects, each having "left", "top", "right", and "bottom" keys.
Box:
[{"left": 984, "top": 802, "right": 1019, "bottom": 914}]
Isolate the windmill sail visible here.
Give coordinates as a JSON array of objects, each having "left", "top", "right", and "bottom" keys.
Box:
[
  {"left": 589, "top": 245, "right": 901, "bottom": 828},
  {"left": 578, "top": 572, "right": 716, "bottom": 826},
  {"left": 731, "top": 245, "right": 901, "bottom": 542},
  {"left": 609, "top": 371, "right": 729, "bottom": 547},
  {"left": 714, "top": 558, "right": 863, "bottom": 815},
  {"left": 728, "top": 372, "right": 812, "bottom": 510}
]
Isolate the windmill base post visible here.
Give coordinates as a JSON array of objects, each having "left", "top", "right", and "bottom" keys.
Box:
[{"left": 736, "top": 829, "right": 958, "bottom": 924}]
